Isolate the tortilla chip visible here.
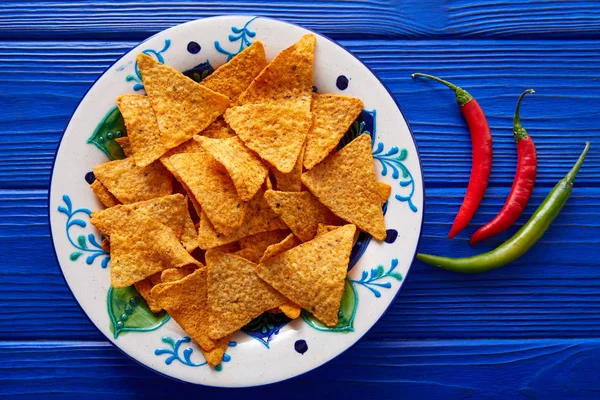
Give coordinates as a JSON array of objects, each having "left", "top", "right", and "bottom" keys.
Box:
[
  {"left": 303, "top": 93, "right": 364, "bottom": 169},
  {"left": 265, "top": 175, "right": 274, "bottom": 190},
  {"left": 238, "top": 229, "right": 290, "bottom": 256},
  {"left": 196, "top": 135, "right": 269, "bottom": 201},
  {"left": 259, "top": 233, "right": 301, "bottom": 263},
  {"left": 133, "top": 272, "right": 163, "bottom": 313},
  {"left": 115, "top": 137, "right": 133, "bottom": 157},
  {"left": 136, "top": 53, "right": 230, "bottom": 150},
  {"left": 214, "top": 242, "right": 241, "bottom": 253},
  {"left": 181, "top": 199, "right": 198, "bottom": 253},
  {"left": 116, "top": 94, "right": 167, "bottom": 167},
  {"left": 201, "top": 336, "right": 231, "bottom": 367},
  {"left": 239, "top": 34, "right": 316, "bottom": 104},
  {"left": 169, "top": 152, "right": 247, "bottom": 235},
  {"left": 278, "top": 303, "right": 302, "bottom": 319},
  {"left": 161, "top": 265, "right": 198, "bottom": 282},
  {"left": 377, "top": 181, "right": 391, "bottom": 204},
  {"left": 93, "top": 157, "right": 172, "bottom": 204},
  {"left": 90, "top": 180, "right": 121, "bottom": 208},
  {"left": 256, "top": 224, "right": 356, "bottom": 326},
  {"left": 200, "top": 119, "right": 236, "bottom": 139},
  {"left": 317, "top": 223, "right": 360, "bottom": 245},
  {"left": 234, "top": 248, "right": 263, "bottom": 263},
  {"left": 201, "top": 41, "right": 267, "bottom": 102},
  {"left": 301, "top": 134, "right": 386, "bottom": 240},
  {"left": 272, "top": 142, "right": 304, "bottom": 192},
  {"left": 110, "top": 211, "right": 201, "bottom": 288},
  {"left": 101, "top": 239, "right": 110, "bottom": 253},
  {"left": 151, "top": 268, "right": 217, "bottom": 352},
  {"left": 206, "top": 250, "right": 286, "bottom": 339},
  {"left": 224, "top": 100, "right": 310, "bottom": 174},
  {"left": 198, "top": 188, "right": 287, "bottom": 249},
  {"left": 264, "top": 190, "right": 341, "bottom": 242},
  {"left": 90, "top": 194, "right": 187, "bottom": 239}
]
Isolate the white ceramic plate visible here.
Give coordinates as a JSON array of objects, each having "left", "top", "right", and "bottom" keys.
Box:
[{"left": 49, "top": 16, "right": 424, "bottom": 387}]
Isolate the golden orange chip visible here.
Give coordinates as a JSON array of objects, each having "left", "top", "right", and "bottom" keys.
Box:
[
  {"left": 256, "top": 224, "right": 356, "bottom": 326},
  {"left": 264, "top": 190, "right": 340, "bottom": 242},
  {"left": 169, "top": 152, "right": 247, "bottom": 235},
  {"left": 161, "top": 265, "right": 198, "bottom": 283},
  {"left": 133, "top": 272, "right": 163, "bottom": 313},
  {"left": 238, "top": 229, "right": 290, "bottom": 256},
  {"left": 377, "top": 181, "right": 391, "bottom": 205},
  {"left": 301, "top": 134, "right": 386, "bottom": 240},
  {"left": 151, "top": 268, "right": 218, "bottom": 353},
  {"left": 136, "top": 53, "right": 230, "bottom": 150},
  {"left": 110, "top": 211, "right": 201, "bottom": 288},
  {"left": 181, "top": 198, "right": 198, "bottom": 253},
  {"left": 234, "top": 248, "right": 263, "bottom": 263},
  {"left": 272, "top": 142, "right": 304, "bottom": 192},
  {"left": 201, "top": 41, "right": 267, "bottom": 102},
  {"left": 225, "top": 100, "right": 310, "bottom": 174},
  {"left": 317, "top": 223, "right": 360, "bottom": 245},
  {"left": 91, "top": 194, "right": 187, "bottom": 239},
  {"left": 93, "top": 157, "right": 172, "bottom": 204},
  {"left": 115, "top": 137, "right": 133, "bottom": 157},
  {"left": 101, "top": 238, "right": 110, "bottom": 253},
  {"left": 196, "top": 135, "right": 269, "bottom": 201},
  {"left": 198, "top": 188, "right": 287, "bottom": 249},
  {"left": 201, "top": 336, "right": 231, "bottom": 367},
  {"left": 200, "top": 119, "right": 236, "bottom": 139},
  {"left": 206, "top": 250, "right": 286, "bottom": 339},
  {"left": 278, "top": 303, "right": 301, "bottom": 319},
  {"left": 303, "top": 93, "right": 364, "bottom": 169},
  {"left": 90, "top": 180, "right": 121, "bottom": 208},
  {"left": 116, "top": 94, "right": 167, "bottom": 167},
  {"left": 259, "top": 233, "right": 301, "bottom": 263},
  {"left": 239, "top": 34, "right": 316, "bottom": 104},
  {"left": 213, "top": 242, "right": 241, "bottom": 254}
]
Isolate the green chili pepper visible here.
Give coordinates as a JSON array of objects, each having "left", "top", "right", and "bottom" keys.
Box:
[{"left": 417, "top": 142, "right": 590, "bottom": 273}]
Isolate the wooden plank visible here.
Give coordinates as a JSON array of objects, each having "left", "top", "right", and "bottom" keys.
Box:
[
  {"left": 0, "top": 339, "right": 599, "bottom": 399},
  {"left": 1, "top": 40, "right": 599, "bottom": 189},
  {"left": 2, "top": 1, "right": 600, "bottom": 40},
  {"left": 4, "top": 186, "right": 600, "bottom": 340}
]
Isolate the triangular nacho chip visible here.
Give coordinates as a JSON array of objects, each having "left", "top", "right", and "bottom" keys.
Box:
[
  {"left": 151, "top": 268, "right": 219, "bottom": 353},
  {"left": 116, "top": 94, "right": 167, "bottom": 167},
  {"left": 90, "top": 180, "right": 120, "bottom": 208},
  {"left": 196, "top": 135, "right": 269, "bottom": 201},
  {"left": 264, "top": 190, "right": 341, "bottom": 242},
  {"left": 272, "top": 142, "right": 304, "bottom": 192},
  {"left": 110, "top": 211, "right": 201, "bottom": 288},
  {"left": 115, "top": 137, "right": 133, "bottom": 157},
  {"left": 201, "top": 41, "right": 267, "bottom": 102},
  {"left": 93, "top": 157, "right": 172, "bottom": 204},
  {"left": 91, "top": 194, "right": 187, "bottom": 239},
  {"left": 239, "top": 34, "right": 316, "bottom": 104},
  {"left": 161, "top": 265, "right": 198, "bottom": 283},
  {"left": 201, "top": 337, "right": 231, "bottom": 367},
  {"left": 377, "top": 181, "right": 391, "bottom": 204},
  {"left": 200, "top": 119, "right": 236, "bottom": 139},
  {"left": 169, "top": 152, "right": 247, "bottom": 235},
  {"left": 301, "top": 134, "right": 386, "bottom": 240},
  {"left": 303, "top": 93, "right": 364, "bottom": 169},
  {"left": 256, "top": 224, "right": 356, "bottom": 326},
  {"left": 181, "top": 198, "right": 199, "bottom": 253},
  {"left": 224, "top": 100, "right": 310, "bottom": 173},
  {"left": 234, "top": 248, "right": 263, "bottom": 263},
  {"left": 198, "top": 188, "right": 287, "bottom": 249},
  {"left": 238, "top": 229, "right": 290, "bottom": 256},
  {"left": 133, "top": 272, "right": 163, "bottom": 313},
  {"left": 137, "top": 53, "right": 230, "bottom": 150},
  {"left": 260, "top": 233, "right": 301, "bottom": 263},
  {"left": 206, "top": 250, "right": 286, "bottom": 339}
]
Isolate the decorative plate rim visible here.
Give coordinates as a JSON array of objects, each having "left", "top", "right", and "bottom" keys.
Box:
[{"left": 47, "top": 15, "right": 426, "bottom": 387}]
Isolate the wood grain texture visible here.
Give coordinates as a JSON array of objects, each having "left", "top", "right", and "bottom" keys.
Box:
[
  {"left": 1, "top": 40, "right": 599, "bottom": 189},
  {"left": 1, "top": 339, "right": 600, "bottom": 399},
  {"left": 5, "top": 186, "right": 600, "bottom": 340},
  {"left": 2, "top": 1, "right": 600, "bottom": 40}
]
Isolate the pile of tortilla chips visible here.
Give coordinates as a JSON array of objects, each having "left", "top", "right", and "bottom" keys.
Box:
[{"left": 89, "top": 35, "right": 388, "bottom": 367}]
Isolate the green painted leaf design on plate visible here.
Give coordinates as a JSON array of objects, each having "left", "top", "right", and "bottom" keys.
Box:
[
  {"left": 301, "top": 278, "right": 357, "bottom": 332},
  {"left": 107, "top": 285, "right": 170, "bottom": 339},
  {"left": 87, "top": 106, "right": 127, "bottom": 160}
]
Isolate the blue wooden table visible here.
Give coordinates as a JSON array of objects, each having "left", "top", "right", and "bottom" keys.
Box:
[{"left": 2, "top": 1, "right": 600, "bottom": 398}]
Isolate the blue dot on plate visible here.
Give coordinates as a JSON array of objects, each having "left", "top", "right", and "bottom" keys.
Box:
[
  {"left": 187, "top": 41, "right": 201, "bottom": 54},
  {"left": 336, "top": 75, "right": 349, "bottom": 90},
  {"left": 385, "top": 229, "right": 398, "bottom": 244},
  {"left": 312, "top": 85, "right": 318, "bottom": 93},
  {"left": 294, "top": 339, "right": 308, "bottom": 355},
  {"left": 84, "top": 171, "right": 95, "bottom": 184}
]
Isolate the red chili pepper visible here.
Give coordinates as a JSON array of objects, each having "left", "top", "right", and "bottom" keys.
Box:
[
  {"left": 470, "top": 89, "right": 537, "bottom": 245},
  {"left": 412, "top": 73, "right": 493, "bottom": 238}
]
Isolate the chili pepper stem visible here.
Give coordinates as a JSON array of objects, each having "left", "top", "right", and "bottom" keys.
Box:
[
  {"left": 514, "top": 89, "right": 535, "bottom": 142},
  {"left": 412, "top": 73, "right": 473, "bottom": 106}
]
